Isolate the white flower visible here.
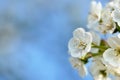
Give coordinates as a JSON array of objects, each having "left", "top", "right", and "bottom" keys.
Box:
[
  {"left": 69, "top": 57, "right": 87, "bottom": 77},
  {"left": 91, "top": 31, "right": 101, "bottom": 46},
  {"left": 103, "top": 34, "right": 120, "bottom": 67},
  {"left": 97, "top": 6, "right": 116, "bottom": 34},
  {"left": 111, "top": 8, "right": 120, "bottom": 26},
  {"left": 68, "top": 28, "right": 92, "bottom": 58},
  {"left": 90, "top": 57, "right": 111, "bottom": 80},
  {"left": 103, "top": 49, "right": 120, "bottom": 67},
  {"left": 88, "top": 1, "right": 116, "bottom": 34},
  {"left": 88, "top": 1, "right": 102, "bottom": 30},
  {"left": 102, "top": 60, "right": 120, "bottom": 77},
  {"left": 90, "top": 31, "right": 101, "bottom": 53},
  {"left": 88, "top": 1, "right": 102, "bottom": 23}
]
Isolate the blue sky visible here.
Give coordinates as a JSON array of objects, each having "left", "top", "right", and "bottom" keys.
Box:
[{"left": 0, "top": 0, "right": 109, "bottom": 80}]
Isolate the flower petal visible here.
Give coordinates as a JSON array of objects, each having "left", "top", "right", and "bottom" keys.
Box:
[
  {"left": 69, "top": 57, "right": 87, "bottom": 77},
  {"left": 73, "top": 28, "right": 85, "bottom": 39},
  {"left": 103, "top": 48, "right": 120, "bottom": 67},
  {"left": 112, "top": 9, "right": 120, "bottom": 26},
  {"left": 107, "top": 35, "right": 120, "bottom": 49}
]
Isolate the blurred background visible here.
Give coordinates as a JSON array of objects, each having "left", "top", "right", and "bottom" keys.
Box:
[{"left": 0, "top": 0, "right": 109, "bottom": 80}]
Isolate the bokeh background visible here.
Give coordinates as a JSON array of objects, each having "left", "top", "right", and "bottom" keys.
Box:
[{"left": 0, "top": 0, "right": 109, "bottom": 80}]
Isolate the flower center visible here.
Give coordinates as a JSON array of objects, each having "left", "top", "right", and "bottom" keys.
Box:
[{"left": 78, "top": 41, "right": 87, "bottom": 49}]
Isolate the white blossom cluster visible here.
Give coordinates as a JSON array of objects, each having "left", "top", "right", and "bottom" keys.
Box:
[{"left": 68, "top": 0, "right": 120, "bottom": 80}]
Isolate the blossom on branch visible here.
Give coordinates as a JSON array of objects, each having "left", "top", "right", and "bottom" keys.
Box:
[
  {"left": 68, "top": 0, "right": 120, "bottom": 79},
  {"left": 68, "top": 28, "right": 92, "bottom": 58}
]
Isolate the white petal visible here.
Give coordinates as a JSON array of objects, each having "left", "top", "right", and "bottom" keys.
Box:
[
  {"left": 96, "top": 2, "right": 102, "bottom": 20},
  {"left": 107, "top": 35, "right": 120, "bottom": 49},
  {"left": 90, "top": 1, "right": 102, "bottom": 20},
  {"left": 84, "top": 32, "right": 92, "bottom": 44},
  {"left": 102, "top": 59, "right": 120, "bottom": 76},
  {"left": 73, "top": 28, "right": 85, "bottom": 39},
  {"left": 78, "top": 65, "right": 88, "bottom": 78},
  {"left": 91, "top": 31, "right": 101, "bottom": 45},
  {"left": 85, "top": 43, "right": 91, "bottom": 53},
  {"left": 70, "top": 49, "right": 82, "bottom": 58},
  {"left": 87, "top": 20, "right": 99, "bottom": 31},
  {"left": 91, "top": 0, "right": 97, "bottom": 13},
  {"left": 68, "top": 38, "right": 82, "bottom": 57},
  {"left": 88, "top": 1, "right": 102, "bottom": 29},
  {"left": 107, "top": 37, "right": 118, "bottom": 49},
  {"left": 90, "top": 32, "right": 101, "bottom": 53},
  {"left": 103, "top": 48, "right": 120, "bottom": 67},
  {"left": 113, "top": 0, "right": 120, "bottom": 8},
  {"left": 68, "top": 38, "right": 79, "bottom": 50},
  {"left": 69, "top": 57, "right": 87, "bottom": 77},
  {"left": 73, "top": 28, "right": 92, "bottom": 43},
  {"left": 90, "top": 58, "right": 108, "bottom": 80},
  {"left": 111, "top": 9, "right": 120, "bottom": 26}
]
